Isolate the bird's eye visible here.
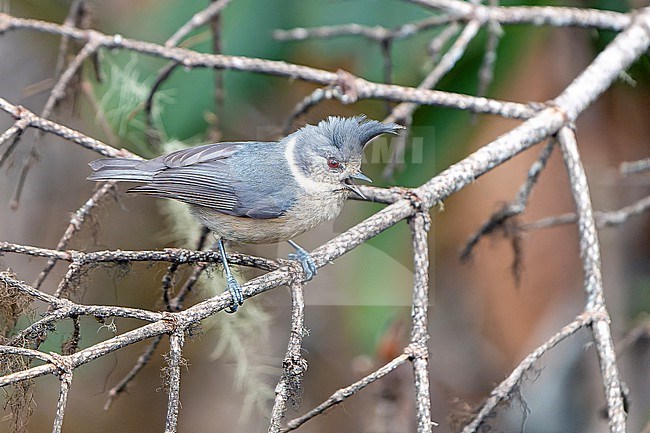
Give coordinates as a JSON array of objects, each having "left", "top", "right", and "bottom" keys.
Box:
[{"left": 327, "top": 157, "right": 341, "bottom": 170}]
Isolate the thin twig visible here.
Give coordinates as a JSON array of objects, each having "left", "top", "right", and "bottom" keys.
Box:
[
  {"left": 427, "top": 22, "right": 461, "bottom": 61},
  {"left": 33, "top": 181, "right": 117, "bottom": 289},
  {"left": 0, "top": 97, "right": 138, "bottom": 158},
  {"left": 0, "top": 16, "right": 540, "bottom": 119},
  {"left": 12, "top": 37, "right": 102, "bottom": 209},
  {"left": 557, "top": 127, "right": 626, "bottom": 431},
  {"left": 163, "top": 228, "right": 213, "bottom": 312},
  {"left": 52, "top": 259, "right": 83, "bottom": 300},
  {"left": 144, "top": 62, "right": 176, "bottom": 147},
  {"left": 274, "top": 15, "right": 454, "bottom": 43},
  {"left": 41, "top": 8, "right": 98, "bottom": 121},
  {"left": 282, "top": 86, "right": 336, "bottom": 135},
  {"left": 0, "top": 241, "right": 280, "bottom": 272},
  {"left": 383, "top": 19, "right": 482, "bottom": 178},
  {"left": 169, "top": 263, "right": 207, "bottom": 311},
  {"left": 460, "top": 139, "right": 555, "bottom": 266},
  {"left": 268, "top": 282, "right": 307, "bottom": 433},
  {"left": 162, "top": 263, "right": 180, "bottom": 311},
  {"left": 283, "top": 353, "right": 411, "bottom": 432},
  {"left": 52, "top": 370, "right": 73, "bottom": 433},
  {"left": 165, "top": 0, "right": 232, "bottom": 48},
  {"left": 145, "top": 0, "right": 232, "bottom": 146},
  {"left": 387, "top": 19, "right": 482, "bottom": 124},
  {"left": 0, "top": 273, "right": 164, "bottom": 324},
  {"left": 275, "top": 15, "right": 457, "bottom": 119},
  {"left": 0, "top": 117, "right": 29, "bottom": 168},
  {"left": 523, "top": 194, "right": 650, "bottom": 231},
  {"left": 53, "top": 0, "right": 86, "bottom": 82},
  {"left": 462, "top": 314, "right": 593, "bottom": 432},
  {"left": 104, "top": 335, "right": 164, "bottom": 410},
  {"left": 408, "top": 211, "right": 435, "bottom": 432},
  {"left": 164, "top": 330, "right": 185, "bottom": 433},
  {"left": 620, "top": 157, "right": 650, "bottom": 175},
  {"left": 408, "top": 0, "right": 630, "bottom": 30},
  {"left": 476, "top": 0, "right": 503, "bottom": 100}
]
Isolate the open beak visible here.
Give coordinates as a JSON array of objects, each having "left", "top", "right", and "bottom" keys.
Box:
[{"left": 344, "top": 172, "right": 372, "bottom": 199}]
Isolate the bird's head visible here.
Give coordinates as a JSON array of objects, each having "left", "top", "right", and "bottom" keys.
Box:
[{"left": 285, "top": 115, "right": 402, "bottom": 197}]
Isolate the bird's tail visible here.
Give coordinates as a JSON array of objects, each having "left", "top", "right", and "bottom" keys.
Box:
[{"left": 87, "top": 158, "right": 153, "bottom": 182}]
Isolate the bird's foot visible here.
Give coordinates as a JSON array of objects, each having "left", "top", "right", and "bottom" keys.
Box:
[
  {"left": 224, "top": 274, "right": 243, "bottom": 313},
  {"left": 288, "top": 243, "right": 317, "bottom": 281}
]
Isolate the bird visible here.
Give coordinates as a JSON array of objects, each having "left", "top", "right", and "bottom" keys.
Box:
[{"left": 88, "top": 115, "right": 402, "bottom": 312}]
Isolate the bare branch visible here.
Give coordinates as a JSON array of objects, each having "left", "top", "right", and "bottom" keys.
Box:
[
  {"left": 53, "top": 0, "right": 87, "bottom": 81},
  {"left": 282, "top": 86, "right": 336, "bottom": 135},
  {"left": 387, "top": 19, "right": 482, "bottom": 124},
  {"left": 33, "top": 182, "right": 117, "bottom": 289},
  {"left": 1, "top": 3, "right": 648, "bottom": 383},
  {"left": 383, "top": 19, "right": 482, "bottom": 177},
  {"left": 523, "top": 194, "right": 650, "bottom": 231},
  {"left": 620, "top": 157, "right": 650, "bottom": 175},
  {"left": 0, "top": 241, "right": 280, "bottom": 272},
  {"left": 42, "top": 18, "right": 100, "bottom": 120},
  {"left": 104, "top": 335, "right": 163, "bottom": 410},
  {"left": 0, "top": 273, "right": 164, "bottom": 324},
  {"left": 477, "top": 0, "right": 503, "bottom": 99},
  {"left": 0, "top": 10, "right": 621, "bottom": 392},
  {"left": 0, "top": 117, "right": 29, "bottom": 168},
  {"left": 462, "top": 314, "right": 593, "bottom": 432},
  {"left": 557, "top": 127, "right": 626, "bottom": 431},
  {"left": 0, "top": 346, "right": 60, "bottom": 364},
  {"left": 408, "top": 211, "right": 435, "bottom": 432},
  {"left": 0, "top": 15, "right": 539, "bottom": 118},
  {"left": 50, "top": 353, "right": 74, "bottom": 433},
  {"left": 427, "top": 22, "right": 461, "bottom": 61},
  {"left": 415, "top": 9, "right": 650, "bottom": 211},
  {"left": 274, "top": 15, "right": 453, "bottom": 44},
  {"left": 11, "top": 35, "right": 102, "bottom": 209},
  {"left": 165, "top": 0, "right": 232, "bottom": 48},
  {"left": 0, "top": 97, "right": 137, "bottom": 158},
  {"left": 163, "top": 330, "right": 185, "bottom": 433},
  {"left": 144, "top": 0, "right": 232, "bottom": 146},
  {"left": 268, "top": 282, "right": 307, "bottom": 433},
  {"left": 408, "top": 0, "right": 630, "bottom": 30},
  {"left": 460, "top": 139, "right": 555, "bottom": 264},
  {"left": 283, "top": 353, "right": 411, "bottom": 432}
]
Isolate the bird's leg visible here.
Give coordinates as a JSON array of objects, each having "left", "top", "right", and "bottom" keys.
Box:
[
  {"left": 287, "top": 240, "right": 317, "bottom": 281},
  {"left": 217, "top": 238, "right": 243, "bottom": 313}
]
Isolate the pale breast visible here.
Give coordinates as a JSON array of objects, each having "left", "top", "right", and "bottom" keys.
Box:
[{"left": 189, "top": 190, "right": 348, "bottom": 244}]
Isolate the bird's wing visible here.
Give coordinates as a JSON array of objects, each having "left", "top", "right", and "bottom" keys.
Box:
[
  {"left": 161, "top": 142, "right": 240, "bottom": 168},
  {"left": 129, "top": 142, "right": 291, "bottom": 219},
  {"left": 130, "top": 161, "right": 240, "bottom": 211}
]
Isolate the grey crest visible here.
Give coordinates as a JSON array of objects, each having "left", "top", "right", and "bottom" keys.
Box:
[{"left": 292, "top": 115, "right": 402, "bottom": 157}]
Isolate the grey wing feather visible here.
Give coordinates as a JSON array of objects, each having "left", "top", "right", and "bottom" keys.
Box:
[
  {"left": 87, "top": 158, "right": 153, "bottom": 182},
  {"left": 88, "top": 142, "right": 291, "bottom": 218},
  {"left": 88, "top": 143, "right": 242, "bottom": 212},
  {"left": 161, "top": 142, "right": 239, "bottom": 167},
  {"left": 131, "top": 161, "right": 240, "bottom": 211},
  {"left": 232, "top": 185, "right": 294, "bottom": 219}
]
